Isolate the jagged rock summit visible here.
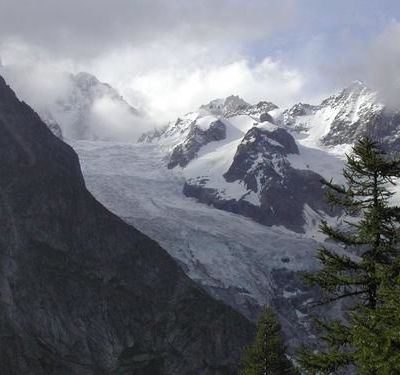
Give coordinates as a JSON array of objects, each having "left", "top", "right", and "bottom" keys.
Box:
[
  {"left": 141, "top": 83, "right": 400, "bottom": 232},
  {"left": 278, "top": 81, "right": 400, "bottom": 151},
  {"left": 141, "top": 95, "right": 334, "bottom": 232},
  {"left": 0, "top": 75, "right": 254, "bottom": 374}
]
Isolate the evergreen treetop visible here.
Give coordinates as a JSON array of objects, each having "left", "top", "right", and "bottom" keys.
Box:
[{"left": 240, "top": 306, "right": 298, "bottom": 375}]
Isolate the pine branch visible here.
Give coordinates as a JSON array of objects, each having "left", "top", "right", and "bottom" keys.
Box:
[
  {"left": 320, "top": 221, "right": 367, "bottom": 246},
  {"left": 309, "top": 289, "right": 367, "bottom": 307}
]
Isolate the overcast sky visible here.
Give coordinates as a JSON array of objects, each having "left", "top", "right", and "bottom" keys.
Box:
[{"left": 0, "top": 0, "right": 400, "bottom": 121}]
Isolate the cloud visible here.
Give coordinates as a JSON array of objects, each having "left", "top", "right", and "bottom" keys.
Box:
[
  {"left": 0, "top": 34, "right": 305, "bottom": 129},
  {"left": 0, "top": 58, "right": 150, "bottom": 142},
  {"left": 0, "top": 0, "right": 296, "bottom": 60},
  {"left": 0, "top": 57, "right": 73, "bottom": 112},
  {"left": 364, "top": 21, "right": 400, "bottom": 108},
  {"left": 88, "top": 97, "right": 153, "bottom": 142},
  {"left": 0, "top": 0, "right": 302, "bottom": 132},
  {"left": 313, "top": 20, "right": 400, "bottom": 108},
  {"left": 120, "top": 57, "right": 304, "bottom": 121},
  {"left": 1, "top": 0, "right": 399, "bottom": 140}
]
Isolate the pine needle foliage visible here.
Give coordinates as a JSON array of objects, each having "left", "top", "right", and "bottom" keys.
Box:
[{"left": 298, "top": 137, "right": 400, "bottom": 374}]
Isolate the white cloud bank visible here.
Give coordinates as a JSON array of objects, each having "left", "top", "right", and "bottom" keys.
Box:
[
  {"left": 0, "top": 40, "right": 305, "bottom": 132},
  {"left": 364, "top": 21, "right": 400, "bottom": 108},
  {"left": 116, "top": 56, "right": 304, "bottom": 121},
  {"left": 315, "top": 20, "right": 400, "bottom": 108},
  {"left": 0, "top": 0, "right": 304, "bottom": 137},
  {"left": 1, "top": 1, "right": 400, "bottom": 139}
]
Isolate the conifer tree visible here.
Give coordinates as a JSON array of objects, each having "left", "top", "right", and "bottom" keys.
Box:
[
  {"left": 240, "top": 306, "right": 297, "bottom": 375},
  {"left": 298, "top": 137, "right": 400, "bottom": 374},
  {"left": 350, "top": 279, "right": 400, "bottom": 374}
]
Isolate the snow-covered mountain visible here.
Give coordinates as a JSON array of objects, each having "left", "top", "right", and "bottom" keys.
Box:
[
  {"left": 45, "top": 72, "right": 141, "bottom": 141},
  {"left": 278, "top": 80, "right": 400, "bottom": 152},
  {"left": 140, "top": 96, "right": 339, "bottom": 232},
  {"left": 140, "top": 82, "right": 400, "bottom": 233},
  {"left": 5, "top": 77, "right": 395, "bottom": 355}
]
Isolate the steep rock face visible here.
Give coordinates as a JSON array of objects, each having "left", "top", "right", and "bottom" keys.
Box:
[
  {"left": 39, "top": 110, "right": 63, "bottom": 139},
  {"left": 223, "top": 126, "right": 300, "bottom": 187},
  {"left": 184, "top": 125, "right": 333, "bottom": 232},
  {"left": 0, "top": 76, "right": 254, "bottom": 374},
  {"left": 319, "top": 82, "right": 386, "bottom": 146},
  {"left": 139, "top": 113, "right": 228, "bottom": 169},
  {"left": 168, "top": 120, "right": 226, "bottom": 168},
  {"left": 139, "top": 112, "right": 232, "bottom": 169}
]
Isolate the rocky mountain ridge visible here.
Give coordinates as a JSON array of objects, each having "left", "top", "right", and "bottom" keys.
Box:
[
  {"left": 277, "top": 81, "right": 400, "bottom": 151},
  {"left": 0, "top": 74, "right": 254, "bottom": 374},
  {"left": 140, "top": 95, "right": 340, "bottom": 232},
  {"left": 140, "top": 81, "right": 399, "bottom": 233}
]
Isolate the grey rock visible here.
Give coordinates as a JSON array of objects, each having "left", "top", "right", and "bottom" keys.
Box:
[
  {"left": 168, "top": 120, "right": 226, "bottom": 169},
  {"left": 322, "top": 108, "right": 400, "bottom": 152},
  {"left": 199, "top": 95, "right": 250, "bottom": 118}
]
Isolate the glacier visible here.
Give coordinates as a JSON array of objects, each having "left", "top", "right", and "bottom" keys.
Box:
[{"left": 72, "top": 140, "right": 332, "bottom": 351}]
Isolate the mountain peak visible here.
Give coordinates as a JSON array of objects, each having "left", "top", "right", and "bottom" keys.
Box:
[
  {"left": 199, "top": 95, "right": 250, "bottom": 117},
  {"left": 319, "top": 80, "right": 374, "bottom": 110},
  {"left": 347, "top": 79, "right": 366, "bottom": 89},
  {"left": 73, "top": 71, "right": 100, "bottom": 83},
  {"left": 71, "top": 71, "right": 113, "bottom": 93},
  {"left": 341, "top": 80, "right": 370, "bottom": 95},
  {"left": 32, "top": 71, "right": 141, "bottom": 141},
  {"left": 224, "top": 94, "right": 249, "bottom": 107}
]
